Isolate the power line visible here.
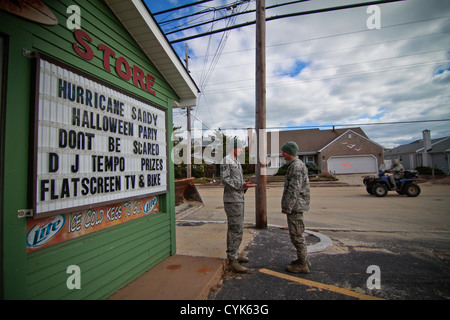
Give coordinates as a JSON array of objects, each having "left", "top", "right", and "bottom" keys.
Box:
[
  {"left": 193, "top": 1, "right": 254, "bottom": 130},
  {"left": 152, "top": 0, "right": 214, "bottom": 16},
  {"left": 169, "top": 0, "right": 406, "bottom": 43},
  {"left": 163, "top": 0, "right": 311, "bottom": 35},
  {"left": 159, "top": 7, "right": 217, "bottom": 25},
  {"left": 198, "top": 47, "right": 449, "bottom": 84},
  {"left": 187, "top": 15, "right": 450, "bottom": 60},
  {"left": 201, "top": 58, "right": 450, "bottom": 94},
  {"left": 189, "top": 118, "right": 450, "bottom": 131},
  {"left": 159, "top": 0, "right": 254, "bottom": 23},
  {"left": 267, "top": 119, "right": 450, "bottom": 130}
]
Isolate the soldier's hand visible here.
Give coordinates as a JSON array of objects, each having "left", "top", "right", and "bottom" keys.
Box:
[{"left": 243, "top": 182, "right": 257, "bottom": 190}]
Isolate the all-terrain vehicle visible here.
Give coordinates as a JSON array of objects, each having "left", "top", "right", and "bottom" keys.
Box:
[{"left": 363, "top": 165, "right": 421, "bottom": 197}]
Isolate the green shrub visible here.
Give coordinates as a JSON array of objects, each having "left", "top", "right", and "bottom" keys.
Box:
[{"left": 415, "top": 166, "right": 444, "bottom": 175}]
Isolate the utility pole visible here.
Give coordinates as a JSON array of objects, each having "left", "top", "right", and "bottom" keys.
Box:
[
  {"left": 185, "top": 44, "right": 192, "bottom": 178},
  {"left": 184, "top": 43, "right": 190, "bottom": 73},
  {"left": 255, "top": 0, "right": 267, "bottom": 229},
  {"left": 186, "top": 107, "right": 192, "bottom": 178}
]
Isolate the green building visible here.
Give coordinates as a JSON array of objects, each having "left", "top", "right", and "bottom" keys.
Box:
[{"left": 0, "top": 0, "right": 198, "bottom": 299}]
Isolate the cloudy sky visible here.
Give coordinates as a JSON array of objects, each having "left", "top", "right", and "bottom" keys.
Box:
[{"left": 144, "top": 0, "right": 450, "bottom": 148}]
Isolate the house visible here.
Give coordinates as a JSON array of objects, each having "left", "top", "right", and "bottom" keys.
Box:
[
  {"left": 258, "top": 127, "right": 384, "bottom": 174},
  {"left": 384, "top": 130, "right": 450, "bottom": 174}
]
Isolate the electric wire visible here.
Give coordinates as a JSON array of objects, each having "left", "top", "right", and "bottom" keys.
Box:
[
  {"left": 193, "top": 1, "right": 253, "bottom": 129},
  {"left": 190, "top": 15, "right": 450, "bottom": 60},
  {"left": 202, "top": 58, "right": 450, "bottom": 94},
  {"left": 146, "top": 1, "right": 449, "bottom": 141},
  {"left": 163, "top": 0, "right": 311, "bottom": 35},
  {"left": 152, "top": 0, "right": 214, "bottom": 16},
  {"left": 201, "top": 49, "right": 450, "bottom": 89},
  {"left": 175, "top": 118, "right": 450, "bottom": 132},
  {"left": 168, "top": 0, "right": 406, "bottom": 43}
]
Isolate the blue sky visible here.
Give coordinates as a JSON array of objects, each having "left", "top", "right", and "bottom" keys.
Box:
[
  {"left": 144, "top": 0, "right": 183, "bottom": 12},
  {"left": 144, "top": 0, "right": 450, "bottom": 148}
]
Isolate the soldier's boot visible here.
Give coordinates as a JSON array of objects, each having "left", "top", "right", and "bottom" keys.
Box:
[
  {"left": 291, "top": 258, "right": 311, "bottom": 268},
  {"left": 286, "top": 262, "right": 310, "bottom": 274},
  {"left": 238, "top": 253, "right": 249, "bottom": 263},
  {"left": 228, "top": 260, "right": 248, "bottom": 273}
]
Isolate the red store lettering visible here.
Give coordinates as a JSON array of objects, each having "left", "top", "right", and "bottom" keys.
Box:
[{"left": 73, "top": 29, "right": 156, "bottom": 96}]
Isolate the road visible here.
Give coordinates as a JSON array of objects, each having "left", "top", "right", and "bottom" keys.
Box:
[
  {"left": 177, "top": 177, "right": 450, "bottom": 300},
  {"left": 186, "top": 180, "right": 450, "bottom": 232}
]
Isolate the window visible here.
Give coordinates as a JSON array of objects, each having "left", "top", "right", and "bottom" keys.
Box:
[{"left": 305, "top": 156, "right": 315, "bottom": 164}]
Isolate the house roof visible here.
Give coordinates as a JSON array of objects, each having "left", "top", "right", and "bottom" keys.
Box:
[
  {"left": 385, "top": 136, "right": 450, "bottom": 155},
  {"left": 319, "top": 128, "right": 384, "bottom": 152},
  {"left": 267, "top": 127, "right": 371, "bottom": 154},
  {"left": 104, "top": 0, "right": 199, "bottom": 107}
]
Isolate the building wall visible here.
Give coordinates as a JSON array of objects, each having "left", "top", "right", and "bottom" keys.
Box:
[
  {"left": 429, "top": 153, "right": 449, "bottom": 173},
  {"left": 320, "top": 131, "right": 383, "bottom": 173},
  {"left": 1, "top": 0, "right": 178, "bottom": 299}
]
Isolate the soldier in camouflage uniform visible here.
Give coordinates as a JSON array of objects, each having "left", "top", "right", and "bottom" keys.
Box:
[
  {"left": 281, "top": 141, "right": 311, "bottom": 274},
  {"left": 220, "top": 138, "right": 254, "bottom": 273}
]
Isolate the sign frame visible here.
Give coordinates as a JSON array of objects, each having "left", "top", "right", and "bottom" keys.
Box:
[{"left": 31, "top": 53, "right": 169, "bottom": 219}]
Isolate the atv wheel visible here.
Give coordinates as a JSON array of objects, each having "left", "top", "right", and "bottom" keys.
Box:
[
  {"left": 405, "top": 184, "right": 421, "bottom": 197},
  {"left": 372, "top": 184, "right": 387, "bottom": 197},
  {"left": 366, "top": 186, "right": 374, "bottom": 195}
]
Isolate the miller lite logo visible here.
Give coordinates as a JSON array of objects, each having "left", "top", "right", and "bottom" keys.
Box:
[
  {"left": 143, "top": 196, "right": 158, "bottom": 214},
  {"left": 27, "top": 215, "right": 65, "bottom": 249}
]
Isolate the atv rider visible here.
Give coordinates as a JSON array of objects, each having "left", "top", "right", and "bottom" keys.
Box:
[{"left": 386, "top": 160, "right": 404, "bottom": 189}]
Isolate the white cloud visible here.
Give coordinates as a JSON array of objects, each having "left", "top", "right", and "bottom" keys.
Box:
[{"left": 151, "top": 0, "right": 450, "bottom": 148}]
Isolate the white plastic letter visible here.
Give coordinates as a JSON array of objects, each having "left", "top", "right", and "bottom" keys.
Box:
[
  {"left": 66, "top": 5, "right": 81, "bottom": 30},
  {"left": 366, "top": 265, "right": 381, "bottom": 289},
  {"left": 171, "top": 129, "right": 190, "bottom": 165},
  {"left": 366, "top": 5, "right": 381, "bottom": 29},
  {"left": 66, "top": 265, "right": 81, "bottom": 290}
]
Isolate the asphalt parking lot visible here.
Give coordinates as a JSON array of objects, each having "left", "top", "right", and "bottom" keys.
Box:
[
  {"left": 176, "top": 175, "right": 450, "bottom": 301},
  {"left": 209, "top": 227, "right": 450, "bottom": 300}
]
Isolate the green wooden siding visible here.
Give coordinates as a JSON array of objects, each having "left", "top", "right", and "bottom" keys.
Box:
[
  {"left": 1, "top": 0, "right": 178, "bottom": 299},
  {"left": 27, "top": 214, "right": 171, "bottom": 299}
]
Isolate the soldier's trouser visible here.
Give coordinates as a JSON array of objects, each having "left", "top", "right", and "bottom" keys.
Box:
[
  {"left": 224, "top": 202, "right": 244, "bottom": 261},
  {"left": 287, "top": 211, "right": 307, "bottom": 264},
  {"left": 389, "top": 175, "right": 396, "bottom": 188}
]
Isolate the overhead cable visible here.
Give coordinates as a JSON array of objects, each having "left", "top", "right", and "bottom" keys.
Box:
[
  {"left": 163, "top": 0, "right": 311, "bottom": 35},
  {"left": 152, "top": 0, "right": 214, "bottom": 16},
  {"left": 169, "top": 0, "right": 406, "bottom": 43}
]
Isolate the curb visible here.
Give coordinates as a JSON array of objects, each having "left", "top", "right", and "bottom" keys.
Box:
[{"left": 176, "top": 219, "right": 333, "bottom": 253}]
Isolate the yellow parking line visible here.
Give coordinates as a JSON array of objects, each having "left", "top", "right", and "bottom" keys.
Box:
[{"left": 259, "top": 268, "right": 385, "bottom": 300}]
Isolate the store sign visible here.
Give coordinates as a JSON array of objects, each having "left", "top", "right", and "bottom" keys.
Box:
[
  {"left": 33, "top": 56, "right": 167, "bottom": 218},
  {"left": 72, "top": 29, "right": 157, "bottom": 96},
  {"left": 26, "top": 195, "right": 159, "bottom": 253}
]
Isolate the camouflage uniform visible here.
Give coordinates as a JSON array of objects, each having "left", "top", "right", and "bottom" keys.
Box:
[
  {"left": 282, "top": 157, "right": 310, "bottom": 265},
  {"left": 388, "top": 161, "right": 405, "bottom": 179},
  {"left": 220, "top": 154, "right": 245, "bottom": 261},
  {"left": 387, "top": 161, "right": 405, "bottom": 188}
]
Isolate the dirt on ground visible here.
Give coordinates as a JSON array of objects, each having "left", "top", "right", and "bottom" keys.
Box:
[
  {"left": 430, "top": 177, "right": 450, "bottom": 184},
  {"left": 420, "top": 175, "right": 450, "bottom": 185}
]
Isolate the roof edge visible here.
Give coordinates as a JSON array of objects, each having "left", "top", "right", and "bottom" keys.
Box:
[{"left": 319, "top": 129, "right": 384, "bottom": 152}]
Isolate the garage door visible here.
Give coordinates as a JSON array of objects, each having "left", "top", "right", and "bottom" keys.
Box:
[{"left": 328, "top": 155, "right": 378, "bottom": 174}]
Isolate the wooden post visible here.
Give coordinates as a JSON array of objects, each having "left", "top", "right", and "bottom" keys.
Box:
[
  {"left": 185, "top": 44, "right": 192, "bottom": 178},
  {"left": 255, "top": 0, "right": 267, "bottom": 229},
  {"left": 186, "top": 106, "right": 192, "bottom": 178}
]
